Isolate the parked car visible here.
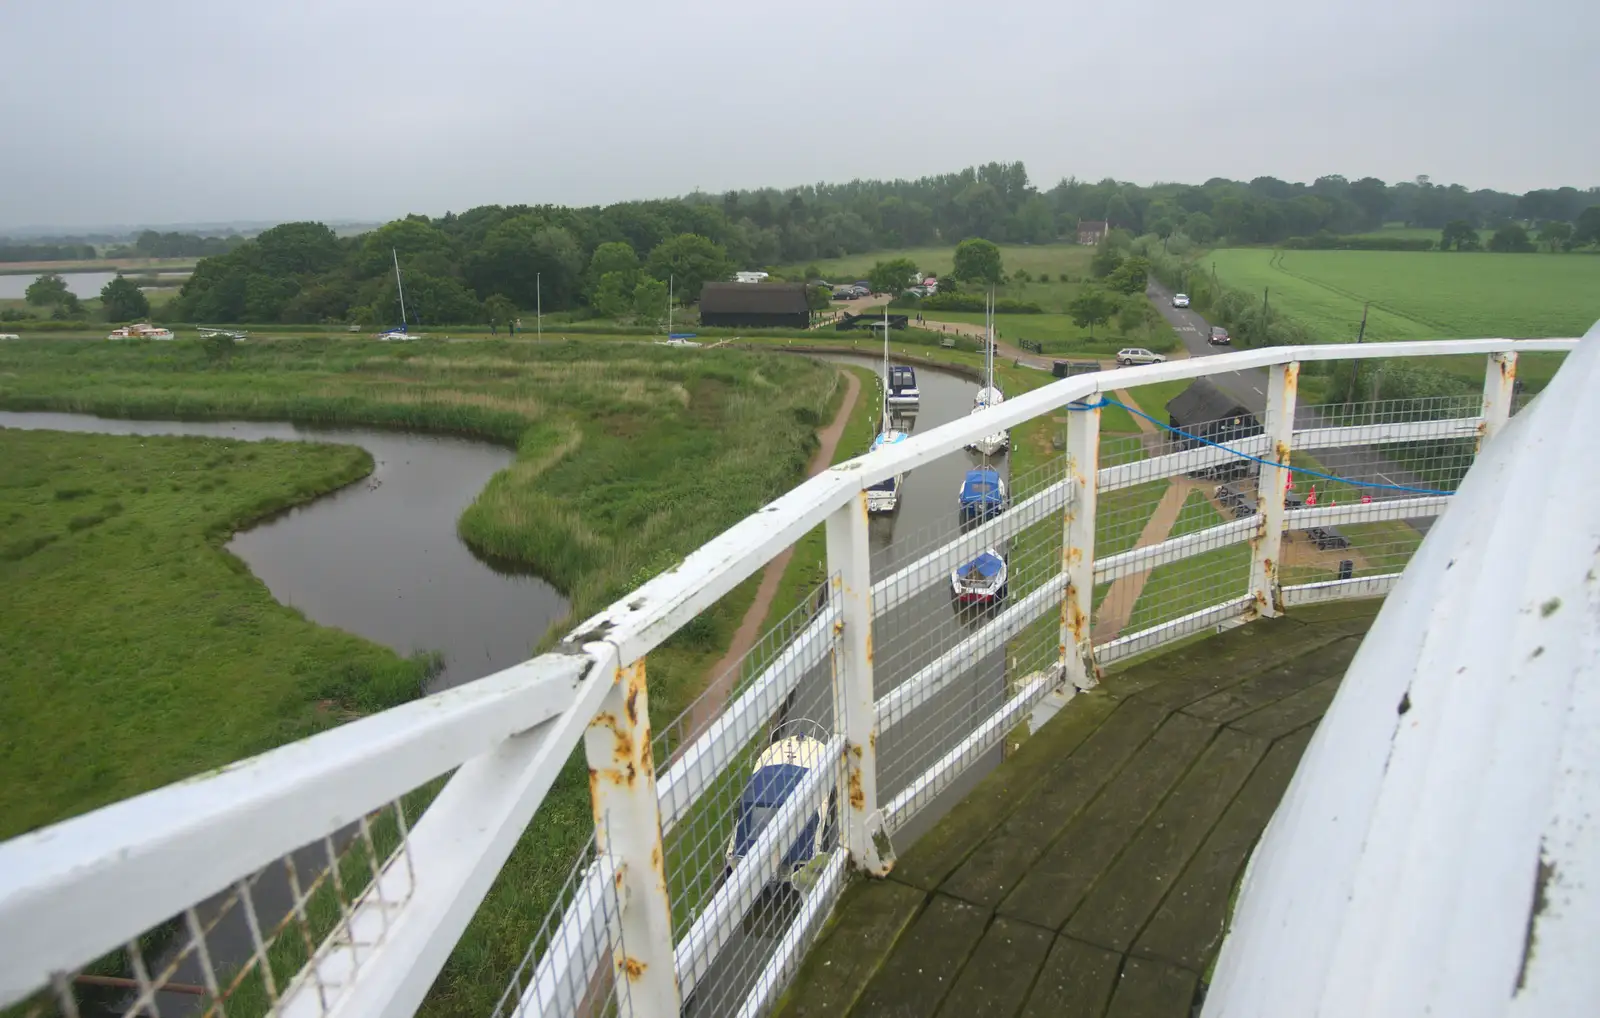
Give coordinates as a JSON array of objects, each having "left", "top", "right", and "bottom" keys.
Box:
[
  {"left": 1208, "top": 326, "right": 1231, "bottom": 346},
  {"left": 831, "top": 287, "right": 855, "bottom": 300},
  {"left": 1172, "top": 293, "right": 1190, "bottom": 308},
  {"left": 1116, "top": 348, "right": 1166, "bottom": 366}
]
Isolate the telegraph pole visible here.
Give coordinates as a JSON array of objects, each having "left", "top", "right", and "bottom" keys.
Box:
[{"left": 536, "top": 273, "right": 542, "bottom": 341}]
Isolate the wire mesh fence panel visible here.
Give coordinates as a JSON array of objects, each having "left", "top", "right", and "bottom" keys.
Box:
[
  {"left": 1302, "top": 393, "right": 1481, "bottom": 431},
  {"left": 492, "top": 834, "right": 628, "bottom": 1018},
  {"left": 871, "top": 449, "right": 1066, "bottom": 834},
  {"left": 1089, "top": 408, "right": 1279, "bottom": 647},
  {"left": 1098, "top": 429, "right": 1155, "bottom": 473},
  {"left": 656, "top": 577, "right": 840, "bottom": 1018},
  {"left": 9, "top": 797, "right": 423, "bottom": 1018},
  {"left": 1279, "top": 398, "right": 1479, "bottom": 589}
]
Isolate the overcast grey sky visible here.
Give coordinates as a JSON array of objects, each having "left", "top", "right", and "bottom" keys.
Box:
[{"left": 2, "top": 0, "right": 1595, "bottom": 231}]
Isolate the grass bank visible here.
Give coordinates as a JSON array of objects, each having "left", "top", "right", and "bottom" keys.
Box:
[
  {"left": 0, "top": 335, "right": 840, "bottom": 1016},
  {"left": 0, "top": 429, "right": 438, "bottom": 839}
]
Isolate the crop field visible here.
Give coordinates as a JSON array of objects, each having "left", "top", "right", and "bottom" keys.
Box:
[{"left": 1208, "top": 248, "right": 1600, "bottom": 341}]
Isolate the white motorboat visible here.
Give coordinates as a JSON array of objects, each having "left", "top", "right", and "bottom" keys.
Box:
[{"left": 108, "top": 323, "right": 174, "bottom": 340}]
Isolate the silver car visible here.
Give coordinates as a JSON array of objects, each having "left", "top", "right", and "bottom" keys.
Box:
[{"left": 1116, "top": 347, "right": 1166, "bottom": 366}]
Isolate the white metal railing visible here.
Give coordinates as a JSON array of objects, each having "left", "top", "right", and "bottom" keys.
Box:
[{"left": 0, "top": 334, "right": 1585, "bottom": 1018}]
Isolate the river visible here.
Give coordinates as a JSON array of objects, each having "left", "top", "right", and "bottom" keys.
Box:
[
  {"left": 0, "top": 412, "right": 569, "bottom": 690},
  {"left": 0, "top": 271, "right": 119, "bottom": 300}
]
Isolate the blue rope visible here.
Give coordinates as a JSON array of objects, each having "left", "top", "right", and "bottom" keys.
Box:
[{"left": 1067, "top": 396, "right": 1455, "bottom": 497}]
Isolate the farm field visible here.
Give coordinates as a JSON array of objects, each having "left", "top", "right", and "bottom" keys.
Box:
[{"left": 1207, "top": 248, "right": 1600, "bottom": 341}]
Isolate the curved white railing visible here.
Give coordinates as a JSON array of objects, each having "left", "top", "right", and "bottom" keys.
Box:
[
  {"left": 1204, "top": 328, "right": 1600, "bottom": 1018},
  {"left": 0, "top": 334, "right": 1585, "bottom": 1018}
]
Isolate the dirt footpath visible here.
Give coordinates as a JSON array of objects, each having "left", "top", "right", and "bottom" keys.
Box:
[{"left": 688, "top": 369, "right": 863, "bottom": 731}]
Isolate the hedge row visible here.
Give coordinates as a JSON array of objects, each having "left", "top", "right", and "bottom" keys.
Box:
[
  {"left": 1280, "top": 233, "right": 1435, "bottom": 252},
  {"left": 916, "top": 292, "right": 1044, "bottom": 313}
]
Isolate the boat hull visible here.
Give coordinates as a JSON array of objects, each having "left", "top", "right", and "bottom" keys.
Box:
[
  {"left": 886, "top": 390, "right": 920, "bottom": 406},
  {"left": 967, "top": 433, "right": 1009, "bottom": 456}
]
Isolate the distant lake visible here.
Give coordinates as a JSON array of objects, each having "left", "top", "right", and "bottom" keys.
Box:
[{"left": 0, "top": 271, "right": 117, "bottom": 300}]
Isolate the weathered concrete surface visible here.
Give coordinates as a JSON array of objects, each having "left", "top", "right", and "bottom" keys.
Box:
[{"left": 773, "top": 599, "right": 1380, "bottom": 1018}]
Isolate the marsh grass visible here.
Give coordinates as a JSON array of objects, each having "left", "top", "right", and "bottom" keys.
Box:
[
  {"left": 0, "top": 336, "right": 839, "bottom": 1018},
  {"left": 0, "top": 429, "right": 427, "bottom": 839}
]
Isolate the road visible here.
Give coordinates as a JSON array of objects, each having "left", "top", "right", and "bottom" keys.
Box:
[
  {"left": 1144, "top": 279, "right": 1443, "bottom": 531},
  {"left": 1146, "top": 279, "right": 1275, "bottom": 412}
]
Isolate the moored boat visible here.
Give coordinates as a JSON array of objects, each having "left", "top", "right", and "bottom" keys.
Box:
[
  {"left": 107, "top": 323, "right": 174, "bottom": 340},
  {"left": 966, "top": 291, "right": 1010, "bottom": 454},
  {"left": 886, "top": 364, "right": 920, "bottom": 407},
  {"left": 958, "top": 467, "right": 1007, "bottom": 522},
  {"left": 867, "top": 429, "right": 909, "bottom": 513},
  {"left": 951, "top": 549, "right": 1008, "bottom": 604}
]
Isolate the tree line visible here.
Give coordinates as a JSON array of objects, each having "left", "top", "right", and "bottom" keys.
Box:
[{"left": 161, "top": 163, "right": 1600, "bottom": 326}]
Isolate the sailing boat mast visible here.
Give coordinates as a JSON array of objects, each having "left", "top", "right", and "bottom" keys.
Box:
[
  {"left": 882, "top": 303, "right": 891, "bottom": 431},
  {"left": 392, "top": 248, "right": 408, "bottom": 332}
]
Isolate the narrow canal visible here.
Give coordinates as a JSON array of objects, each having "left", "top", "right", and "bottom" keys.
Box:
[{"left": 683, "top": 352, "right": 1014, "bottom": 1016}]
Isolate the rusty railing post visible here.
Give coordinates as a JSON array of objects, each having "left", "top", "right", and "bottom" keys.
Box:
[
  {"left": 825, "top": 492, "right": 891, "bottom": 876},
  {"left": 583, "top": 651, "right": 680, "bottom": 1016},
  {"left": 1478, "top": 350, "right": 1518, "bottom": 449},
  {"left": 1249, "top": 360, "right": 1299, "bottom": 618},
  {"left": 1061, "top": 397, "right": 1101, "bottom": 691}
]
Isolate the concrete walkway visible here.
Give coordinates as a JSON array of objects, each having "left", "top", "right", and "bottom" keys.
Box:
[{"left": 773, "top": 599, "right": 1381, "bottom": 1018}]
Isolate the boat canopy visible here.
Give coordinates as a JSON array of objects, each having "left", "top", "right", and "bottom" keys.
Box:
[
  {"left": 871, "top": 429, "right": 909, "bottom": 453},
  {"left": 731, "top": 763, "right": 820, "bottom": 868},
  {"left": 960, "top": 468, "right": 1004, "bottom": 505},
  {"left": 957, "top": 552, "right": 1005, "bottom": 580}
]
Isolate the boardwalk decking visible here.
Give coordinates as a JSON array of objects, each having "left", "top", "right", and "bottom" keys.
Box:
[{"left": 774, "top": 600, "right": 1381, "bottom": 1018}]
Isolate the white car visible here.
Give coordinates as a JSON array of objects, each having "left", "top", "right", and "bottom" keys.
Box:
[
  {"left": 1172, "top": 293, "right": 1190, "bottom": 308},
  {"left": 1116, "top": 348, "right": 1166, "bottom": 366}
]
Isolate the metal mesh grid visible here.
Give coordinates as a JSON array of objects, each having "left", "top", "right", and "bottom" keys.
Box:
[
  {"left": 870, "top": 449, "right": 1066, "bottom": 832},
  {"left": 656, "top": 576, "right": 841, "bottom": 1018},
  {"left": 1302, "top": 392, "right": 1481, "bottom": 431},
  {"left": 10, "top": 799, "right": 418, "bottom": 1018},
  {"left": 1091, "top": 411, "right": 1254, "bottom": 645},
  {"left": 492, "top": 835, "right": 629, "bottom": 1018},
  {"left": 1279, "top": 398, "right": 1478, "bottom": 589},
  {"left": 1094, "top": 479, "right": 1253, "bottom": 645}
]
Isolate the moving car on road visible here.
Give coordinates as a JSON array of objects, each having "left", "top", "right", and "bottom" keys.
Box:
[
  {"left": 1208, "top": 326, "right": 1231, "bottom": 346},
  {"left": 1172, "top": 293, "right": 1190, "bottom": 308},
  {"left": 1116, "top": 347, "right": 1166, "bottom": 366}
]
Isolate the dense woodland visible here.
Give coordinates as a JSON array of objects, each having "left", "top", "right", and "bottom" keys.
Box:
[{"left": 41, "top": 163, "right": 1600, "bottom": 325}]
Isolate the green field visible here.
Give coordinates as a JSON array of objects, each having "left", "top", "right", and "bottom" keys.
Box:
[
  {"left": 1208, "top": 248, "right": 1600, "bottom": 341},
  {"left": 0, "top": 429, "right": 431, "bottom": 838}
]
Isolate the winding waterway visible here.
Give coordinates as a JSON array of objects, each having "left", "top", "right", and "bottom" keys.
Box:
[{"left": 0, "top": 412, "right": 569, "bottom": 690}]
